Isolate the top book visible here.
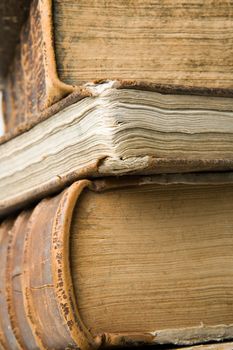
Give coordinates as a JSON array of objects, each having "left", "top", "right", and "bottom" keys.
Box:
[{"left": 3, "top": 0, "right": 233, "bottom": 131}]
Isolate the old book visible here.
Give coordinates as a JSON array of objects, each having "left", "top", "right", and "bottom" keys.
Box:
[
  {"left": 3, "top": 0, "right": 233, "bottom": 130},
  {"left": 1, "top": 175, "right": 233, "bottom": 349},
  {"left": 1, "top": 82, "right": 233, "bottom": 216}
]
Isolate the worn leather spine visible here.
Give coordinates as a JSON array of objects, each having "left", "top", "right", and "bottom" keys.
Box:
[
  {"left": 0, "top": 0, "right": 31, "bottom": 87},
  {"left": 22, "top": 183, "right": 97, "bottom": 350},
  {"left": 6, "top": 211, "right": 37, "bottom": 350},
  {"left": 2, "top": 0, "right": 73, "bottom": 132},
  {"left": 0, "top": 181, "right": 100, "bottom": 350},
  {"left": 0, "top": 218, "right": 20, "bottom": 350}
]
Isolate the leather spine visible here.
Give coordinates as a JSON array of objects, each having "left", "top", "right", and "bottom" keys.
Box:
[
  {"left": 2, "top": 0, "right": 73, "bottom": 133},
  {"left": 22, "top": 180, "right": 97, "bottom": 350},
  {"left": 0, "top": 218, "right": 20, "bottom": 350},
  {"left": 6, "top": 210, "right": 38, "bottom": 349},
  {"left": 0, "top": 181, "right": 99, "bottom": 350}
]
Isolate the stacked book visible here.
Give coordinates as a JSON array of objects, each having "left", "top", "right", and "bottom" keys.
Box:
[{"left": 1, "top": 1, "right": 233, "bottom": 349}]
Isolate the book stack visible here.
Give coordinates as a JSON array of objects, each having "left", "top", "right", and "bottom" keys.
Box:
[{"left": 1, "top": 1, "right": 233, "bottom": 349}]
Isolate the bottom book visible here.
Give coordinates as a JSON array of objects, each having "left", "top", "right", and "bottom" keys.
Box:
[{"left": 1, "top": 174, "right": 233, "bottom": 350}]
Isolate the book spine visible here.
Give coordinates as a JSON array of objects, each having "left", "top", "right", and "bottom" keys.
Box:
[
  {"left": 6, "top": 210, "right": 38, "bottom": 350},
  {"left": 0, "top": 180, "right": 97, "bottom": 350},
  {"left": 2, "top": 0, "right": 73, "bottom": 133},
  {"left": 0, "top": 219, "right": 19, "bottom": 350}
]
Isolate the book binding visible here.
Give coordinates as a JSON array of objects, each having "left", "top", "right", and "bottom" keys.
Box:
[{"left": 1, "top": 181, "right": 97, "bottom": 350}]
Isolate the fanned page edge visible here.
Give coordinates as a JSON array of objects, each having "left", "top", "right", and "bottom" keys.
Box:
[
  {"left": 2, "top": 78, "right": 233, "bottom": 145},
  {"left": 2, "top": 80, "right": 233, "bottom": 215}
]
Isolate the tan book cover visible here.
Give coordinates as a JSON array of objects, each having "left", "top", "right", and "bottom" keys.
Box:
[{"left": 1, "top": 175, "right": 233, "bottom": 349}]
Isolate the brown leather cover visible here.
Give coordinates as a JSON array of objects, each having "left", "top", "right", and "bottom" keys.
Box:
[
  {"left": 0, "top": 0, "right": 31, "bottom": 87},
  {"left": 0, "top": 218, "right": 20, "bottom": 350},
  {"left": 2, "top": 0, "right": 73, "bottom": 132},
  {"left": 6, "top": 210, "right": 37, "bottom": 349},
  {"left": 0, "top": 181, "right": 98, "bottom": 350}
]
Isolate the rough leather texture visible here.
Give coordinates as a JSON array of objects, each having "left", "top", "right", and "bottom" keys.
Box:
[
  {"left": 0, "top": 181, "right": 97, "bottom": 350},
  {"left": 6, "top": 210, "right": 38, "bottom": 350},
  {"left": 2, "top": 0, "right": 73, "bottom": 132},
  {"left": 0, "top": 218, "right": 19, "bottom": 350},
  {"left": 0, "top": 0, "right": 31, "bottom": 87}
]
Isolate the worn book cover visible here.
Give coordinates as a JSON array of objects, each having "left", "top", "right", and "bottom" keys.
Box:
[{"left": 2, "top": 175, "right": 233, "bottom": 349}]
